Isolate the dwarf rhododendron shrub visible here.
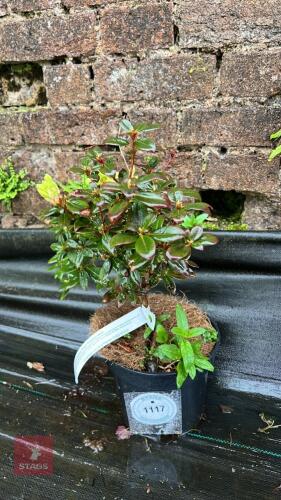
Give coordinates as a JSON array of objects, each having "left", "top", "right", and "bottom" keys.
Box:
[{"left": 37, "top": 120, "right": 217, "bottom": 303}]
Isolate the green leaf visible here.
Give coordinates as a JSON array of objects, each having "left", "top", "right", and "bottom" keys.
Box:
[
  {"left": 137, "top": 172, "right": 171, "bottom": 189},
  {"left": 120, "top": 119, "right": 134, "bottom": 133},
  {"left": 110, "top": 233, "right": 137, "bottom": 247},
  {"left": 171, "top": 326, "right": 188, "bottom": 337},
  {"left": 158, "top": 313, "right": 170, "bottom": 322},
  {"left": 97, "top": 172, "right": 116, "bottom": 185},
  {"left": 180, "top": 341, "right": 194, "bottom": 371},
  {"left": 166, "top": 244, "right": 191, "bottom": 260},
  {"left": 169, "top": 260, "right": 191, "bottom": 279},
  {"left": 190, "top": 226, "right": 204, "bottom": 241},
  {"left": 68, "top": 251, "right": 84, "bottom": 268},
  {"left": 199, "top": 234, "right": 219, "bottom": 246},
  {"left": 145, "top": 156, "right": 159, "bottom": 168},
  {"left": 182, "top": 213, "right": 208, "bottom": 228},
  {"left": 67, "top": 198, "right": 89, "bottom": 213},
  {"left": 176, "top": 361, "right": 187, "bottom": 388},
  {"left": 79, "top": 270, "right": 89, "bottom": 289},
  {"left": 135, "top": 138, "right": 156, "bottom": 152},
  {"left": 36, "top": 175, "right": 60, "bottom": 205},
  {"left": 129, "top": 254, "right": 148, "bottom": 271},
  {"left": 134, "top": 192, "right": 168, "bottom": 208},
  {"left": 176, "top": 304, "right": 189, "bottom": 330},
  {"left": 155, "top": 323, "right": 169, "bottom": 344},
  {"left": 142, "top": 213, "right": 158, "bottom": 229},
  {"left": 144, "top": 326, "right": 153, "bottom": 339},
  {"left": 188, "top": 327, "right": 208, "bottom": 338},
  {"left": 187, "top": 364, "right": 196, "bottom": 380},
  {"left": 172, "top": 327, "right": 203, "bottom": 340},
  {"left": 99, "top": 260, "right": 111, "bottom": 280},
  {"left": 135, "top": 123, "right": 160, "bottom": 133},
  {"left": 269, "top": 144, "right": 281, "bottom": 161},
  {"left": 154, "top": 344, "right": 181, "bottom": 361},
  {"left": 135, "top": 235, "right": 156, "bottom": 260},
  {"left": 182, "top": 188, "right": 202, "bottom": 201},
  {"left": 108, "top": 200, "right": 129, "bottom": 223},
  {"left": 185, "top": 202, "right": 210, "bottom": 212},
  {"left": 105, "top": 137, "right": 129, "bottom": 147},
  {"left": 102, "top": 235, "right": 115, "bottom": 255},
  {"left": 152, "top": 226, "right": 186, "bottom": 242},
  {"left": 194, "top": 358, "right": 214, "bottom": 372},
  {"left": 130, "top": 270, "right": 142, "bottom": 286},
  {"left": 270, "top": 129, "right": 281, "bottom": 140}
]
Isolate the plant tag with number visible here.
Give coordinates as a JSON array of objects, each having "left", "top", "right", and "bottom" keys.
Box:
[{"left": 74, "top": 306, "right": 156, "bottom": 383}]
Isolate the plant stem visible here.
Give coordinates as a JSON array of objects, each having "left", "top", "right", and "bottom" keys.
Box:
[{"left": 129, "top": 135, "right": 137, "bottom": 180}]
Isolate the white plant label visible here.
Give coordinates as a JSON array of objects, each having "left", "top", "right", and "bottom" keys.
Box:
[
  {"left": 124, "top": 390, "right": 182, "bottom": 435},
  {"left": 130, "top": 393, "right": 178, "bottom": 425},
  {"left": 74, "top": 306, "right": 156, "bottom": 383}
]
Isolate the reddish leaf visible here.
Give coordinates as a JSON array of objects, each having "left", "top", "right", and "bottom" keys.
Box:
[
  {"left": 108, "top": 200, "right": 129, "bottom": 223},
  {"left": 110, "top": 233, "right": 137, "bottom": 247},
  {"left": 152, "top": 226, "right": 186, "bottom": 242},
  {"left": 166, "top": 244, "right": 191, "bottom": 260}
]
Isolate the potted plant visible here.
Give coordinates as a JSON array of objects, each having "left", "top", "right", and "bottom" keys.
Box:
[{"left": 37, "top": 119, "right": 219, "bottom": 435}]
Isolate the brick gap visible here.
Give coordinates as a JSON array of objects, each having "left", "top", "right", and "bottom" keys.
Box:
[
  {"left": 200, "top": 189, "right": 246, "bottom": 219},
  {"left": 72, "top": 57, "right": 82, "bottom": 64},
  {"left": 177, "top": 145, "right": 198, "bottom": 152},
  {"left": 220, "top": 146, "right": 227, "bottom": 156},
  {"left": 216, "top": 49, "right": 223, "bottom": 71},
  {"left": 173, "top": 24, "right": 180, "bottom": 45},
  {"left": 88, "top": 66, "right": 94, "bottom": 91},
  {"left": 62, "top": 5, "right": 70, "bottom": 14},
  {"left": 51, "top": 56, "right": 68, "bottom": 66},
  {"left": 0, "top": 62, "right": 47, "bottom": 107},
  {"left": 18, "top": 11, "right": 36, "bottom": 18}
]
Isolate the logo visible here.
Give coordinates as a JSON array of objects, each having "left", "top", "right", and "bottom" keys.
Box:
[{"left": 14, "top": 435, "right": 54, "bottom": 476}]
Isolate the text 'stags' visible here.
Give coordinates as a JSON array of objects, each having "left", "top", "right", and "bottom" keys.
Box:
[{"left": 14, "top": 435, "right": 54, "bottom": 476}]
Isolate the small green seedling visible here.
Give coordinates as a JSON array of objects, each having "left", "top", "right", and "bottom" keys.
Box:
[
  {"left": 269, "top": 129, "right": 281, "bottom": 161},
  {"left": 145, "top": 304, "right": 217, "bottom": 388},
  {"left": 0, "top": 158, "right": 32, "bottom": 211}
]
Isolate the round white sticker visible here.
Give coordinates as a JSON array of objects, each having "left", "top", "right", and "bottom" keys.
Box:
[{"left": 130, "top": 392, "right": 178, "bottom": 425}]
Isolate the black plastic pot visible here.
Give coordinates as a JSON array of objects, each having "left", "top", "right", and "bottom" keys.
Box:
[{"left": 109, "top": 324, "right": 220, "bottom": 435}]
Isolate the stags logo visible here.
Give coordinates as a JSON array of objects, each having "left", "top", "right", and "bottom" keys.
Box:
[{"left": 14, "top": 436, "right": 54, "bottom": 476}]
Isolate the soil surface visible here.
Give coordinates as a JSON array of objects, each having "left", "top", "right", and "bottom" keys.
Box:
[{"left": 90, "top": 293, "right": 215, "bottom": 372}]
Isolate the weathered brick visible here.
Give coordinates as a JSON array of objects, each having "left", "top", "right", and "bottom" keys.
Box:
[
  {"left": 63, "top": 0, "right": 123, "bottom": 5},
  {"left": 0, "top": 0, "right": 7, "bottom": 16},
  {"left": 181, "top": 108, "right": 281, "bottom": 147},
  {"left": 95, "top": 54, "right": 216, "bottom": 102},
  {"left": 44, "top": 64, "right": 93, "bottom": 106},
  {"left": 0, "top": 113, "right": 24, "bottom": 146},
  {"left": 21, "top": 109, "right": 118, "bottom": 145},
  {"left": 165, "top": 152, "right": 204, "bottom": 188},
  {"left": 0, "top": 108, "right": 176, "bottom": 147},
  {"left": 127, "top": 109, "right": 177, "bottom": 148},
  {"left": 177, "top": 0, "right": 281, "bottom": 48},
  {"left": 1, "top": 214, "right": 30, "bottom": 228},
  {"left": 54, "top": 150, "right": 85, "bottom": 176},
  {"left": 242, "top": 195, "right": 281, "bottom": 230},
  {"left": 221, "top": 50, "right": 281, "bottom": 97},
  {"left": 0, "top": 63, "right": 46, "bottom": 107},
  {"left": 0, "top": 13, "right": 97, "bottom": 62},
  {"left": 62, "top": 0, "right": 94, "bottom": 5},
  {"left": 0, "top": 147, "right": 58, "bottom": 179},
  {"left": 172, "top": 150, "right": 279, "bottom": 196},
  {"left": 12, "top": 188, "right": 48, "bottom": 215},
  {"left": 100, "top": 3, "right": 173, "bottom": 53},
  {"left": 10, "top": 0, "right": 59, "bottom": 11}
]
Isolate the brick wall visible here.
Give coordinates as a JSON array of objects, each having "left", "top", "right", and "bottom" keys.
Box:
[{"left": 0, "top": 0, "right": 280, "bottom": 229}]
